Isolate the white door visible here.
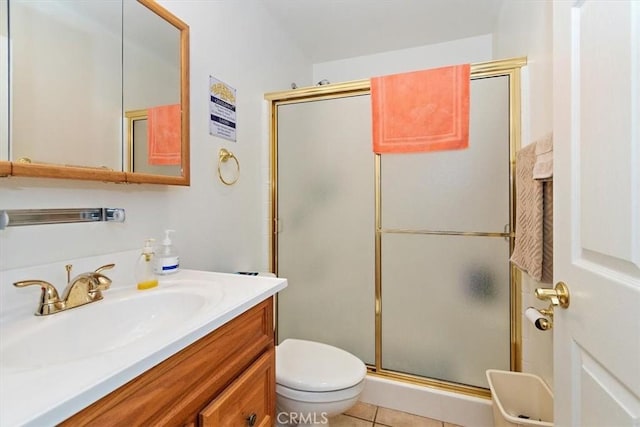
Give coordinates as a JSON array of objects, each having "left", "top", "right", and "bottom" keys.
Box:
[{"left": 553, "top": 1, "right": 640, "bottom": 426}]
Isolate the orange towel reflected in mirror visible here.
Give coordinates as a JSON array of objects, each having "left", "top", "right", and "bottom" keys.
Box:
[
  {"left": 371, "top": 64, "right": 470, "bottom": 154},
  {"left": 148, "top": 104, "right": 181, "bottom": 165}
]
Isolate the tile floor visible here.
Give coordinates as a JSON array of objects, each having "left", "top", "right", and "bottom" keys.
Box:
[{"left": 328, "top": 402, "right": 463, "bottom": 427}]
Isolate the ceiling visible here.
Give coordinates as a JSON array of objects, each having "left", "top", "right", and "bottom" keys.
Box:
[{"left": 260, "top": 0, "right": 504, "bottom": 63}]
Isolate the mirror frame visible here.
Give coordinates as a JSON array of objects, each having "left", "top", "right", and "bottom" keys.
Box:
[{"left": 0, "top": 0, "right": 190, "bottom": 185}]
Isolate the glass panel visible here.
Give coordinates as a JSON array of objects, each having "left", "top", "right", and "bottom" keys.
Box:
[
  {"left": 123, "top": 0, "right": 182, "bottom": 176},
  {"left": 277, "top": 95, "right": 375, "bottom": 365},
  {"left": 381, "top": 75, "right": 510, "bottom": 232},
  {"left": 9, "top": 0, "right": 122, "bottom": 169},
  {"left": 381, "top": 233, "right": 511, "bottom": 388}
]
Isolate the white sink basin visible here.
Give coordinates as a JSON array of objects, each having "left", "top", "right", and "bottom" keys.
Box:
[
  {"left": 1, "top": 282, "right": 222, "bottom": 371},
  {"left": 0, "top": 268, "right": 287, "bottom": 427}
]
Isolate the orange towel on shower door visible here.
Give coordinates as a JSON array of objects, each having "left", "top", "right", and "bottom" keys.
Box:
[
  {"left": 147, "top": 104, "right": 182, "bottom": 165},
  {"left": 371, "top": 64, "right": 470, "bottom": 154}
]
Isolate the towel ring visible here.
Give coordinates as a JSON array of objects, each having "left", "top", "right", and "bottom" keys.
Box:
[{"left": 218, "top": 148, "right": 240, "bottom": 185}]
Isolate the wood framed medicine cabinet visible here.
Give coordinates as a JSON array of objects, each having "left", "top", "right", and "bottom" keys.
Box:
[{"left": 0, "top": 0, "right": 190, "bottom": 185}]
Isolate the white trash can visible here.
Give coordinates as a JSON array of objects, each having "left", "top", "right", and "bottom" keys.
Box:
[{"left": 486, "top": 369, "right": 553, "bottom": 427}]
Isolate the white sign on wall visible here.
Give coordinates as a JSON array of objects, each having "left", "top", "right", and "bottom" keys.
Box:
[{"left": 209, "top": 76, "right": 236, "bottom": 142}]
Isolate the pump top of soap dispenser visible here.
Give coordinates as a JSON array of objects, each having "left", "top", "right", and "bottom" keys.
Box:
[
  {"left": 141, "top": 238, "right": 155, "bottom": 262},
  {"left": 162, "top": 230, "right": 175, "bottom": 246}
]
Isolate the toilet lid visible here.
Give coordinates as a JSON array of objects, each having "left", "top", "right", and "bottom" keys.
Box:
[{"left": 276, "top": 339, "right": 367, "bottom": 392}]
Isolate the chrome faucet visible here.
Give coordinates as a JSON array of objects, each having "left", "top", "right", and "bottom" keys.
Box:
[{"left": 14, "top": 263, "right": 115, "bottom": 315}]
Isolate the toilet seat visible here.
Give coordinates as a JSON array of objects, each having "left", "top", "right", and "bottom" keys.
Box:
[{"left": 276, "top": 339, "right": 367, "bottom": 393}]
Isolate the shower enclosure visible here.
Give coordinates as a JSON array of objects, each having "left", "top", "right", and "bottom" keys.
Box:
[{"left": 267, "top": 58, "right": 525, "bottom": 396}]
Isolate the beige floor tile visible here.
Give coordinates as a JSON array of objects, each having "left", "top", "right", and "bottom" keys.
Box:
[
  {"left": 375, "top": 407, "right": 443, "bottom": 427},
  {"left": 443, "top": 423, "right": 463, "bottom": 427},
  {"left": 328, "top": 414, "right": 373, "bottom": 427},
  {"left": 344, "top": 401, "right": 378, "bottom": 421}
]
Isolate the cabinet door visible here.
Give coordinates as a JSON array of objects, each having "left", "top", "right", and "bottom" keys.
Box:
[{"left": 200, "top": 349, "right": 275, "bottom": 427}]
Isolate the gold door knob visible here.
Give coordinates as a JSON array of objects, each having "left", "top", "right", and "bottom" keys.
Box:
[{"left": 535, "top": 281, "right": 570, "bottom": 309}]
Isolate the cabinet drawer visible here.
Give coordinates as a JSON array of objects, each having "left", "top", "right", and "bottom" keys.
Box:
[{"left": 200, "top": 348, "right": 275, "bottom": 427}]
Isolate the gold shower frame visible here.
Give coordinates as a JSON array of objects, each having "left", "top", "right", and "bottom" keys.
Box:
[
  {"left": 265, "top": 57, "right": 526, "bottom": 398},
  {"left": 124, "top": 109, "right": 148, "bottom": 173}
]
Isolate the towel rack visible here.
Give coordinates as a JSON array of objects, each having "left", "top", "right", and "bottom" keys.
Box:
[
  {"left": 218, "top": 148, "right": 240, "bottom": 185},
  {"left": 0, "top": 208, "right": 126, "bottom": 230}
]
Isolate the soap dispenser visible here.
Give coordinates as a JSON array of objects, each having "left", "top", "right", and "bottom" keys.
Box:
[
  {"left": 155, "top": 229, "right": 179, "bottom": 275},
  {"left": 136, "top": 239, "right": 158, "bottom": 290}
]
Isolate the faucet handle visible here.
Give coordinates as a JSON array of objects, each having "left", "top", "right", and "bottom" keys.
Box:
[
  {"left": 91, "top": 273, "right": 112, "bottom": 291},
  {"left": 92, "top": 264, "right": 114, "bottom": 291},
  {"left": 94, "top": 263, "right": 115, "bottom": 274},
  {"left": 13, "top": 280, "right": 62, "bottom": 315}
]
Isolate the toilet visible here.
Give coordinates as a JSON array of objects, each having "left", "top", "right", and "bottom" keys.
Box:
[{"left": 275, "top": 339, "right": 367, "bottom": 426}]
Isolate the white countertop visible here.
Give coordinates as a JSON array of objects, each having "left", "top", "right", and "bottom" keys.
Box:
[{"left": 0, "top": 269, "right": 287, "bottom": 427}]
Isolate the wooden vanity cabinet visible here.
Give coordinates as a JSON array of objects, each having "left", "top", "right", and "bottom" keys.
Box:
[{"left": 61, "top": 297, "right": 275, "bottom": 427}]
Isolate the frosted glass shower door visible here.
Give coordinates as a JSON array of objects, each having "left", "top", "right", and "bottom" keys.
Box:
[
  {"left": 276, "top": 95, "right": 375, "bottom": 365},
  {"left": 380, "top": 75, "right": 512, "bottom": 388}
]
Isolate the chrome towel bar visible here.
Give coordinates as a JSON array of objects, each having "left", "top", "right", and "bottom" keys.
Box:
[{"left": 0, "top": 208, "right": 125, "bottom": 230}]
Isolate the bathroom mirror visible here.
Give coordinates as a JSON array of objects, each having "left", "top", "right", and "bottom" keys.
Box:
[{"left": 0, "top": 0, "right": 190, "bottom": 185}]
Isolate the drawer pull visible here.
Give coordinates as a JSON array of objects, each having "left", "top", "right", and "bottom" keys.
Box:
[{"left": 246, "top": 413, "right": 257, "bottom": 426}]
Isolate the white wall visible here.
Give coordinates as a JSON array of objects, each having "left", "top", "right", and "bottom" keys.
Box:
[
  {"left": 0, "top": 1, "right": 311, "bottom": 279},
  {"left": 493, "top": 0, "right": 554, "bottom": 387},
  {"left": 312, "top": 34, "right": 493, "bottom": 83}
]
